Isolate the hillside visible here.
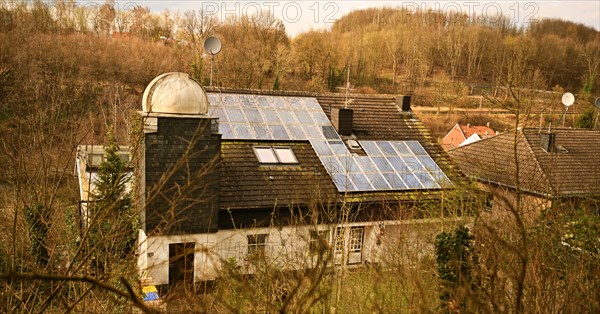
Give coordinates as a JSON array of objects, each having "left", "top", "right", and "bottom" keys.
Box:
[{"left": 0, "top": 2, "right": 599, "bottom": 312}]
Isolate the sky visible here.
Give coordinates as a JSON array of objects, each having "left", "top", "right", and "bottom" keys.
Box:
[{"left": 111, "top": 1, "right": 600, "bottom": 36}]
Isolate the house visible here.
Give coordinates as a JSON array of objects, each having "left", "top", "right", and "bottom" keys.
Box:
[
  {"left": 442, "top": 123, "right": 495, "bottom": 151},
  {"left": 78, "top": 72, "right": 473, "bottom": 289},
  {"left": 448, "top": 128, "right": 600, "bottom": 223},
  {"left": 75, "top": 145, "right": 132, "bottom": 230}
]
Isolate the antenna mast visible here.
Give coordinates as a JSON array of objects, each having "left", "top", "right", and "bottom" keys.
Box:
[
  {"left": 336, "top": 66, "right": 355, "bottom": 108},
  {"left": 345, "top": 66, "right": 350, "bottom": 104}
]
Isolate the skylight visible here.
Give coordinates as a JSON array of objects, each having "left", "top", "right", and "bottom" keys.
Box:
[
  {"left": 273, "top": 147, "right": 298, "bottom": 163},
  {"left": 254, "top": 146, "right": 298, "bottom": 164}
]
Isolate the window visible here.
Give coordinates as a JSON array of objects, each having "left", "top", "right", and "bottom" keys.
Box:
[
  {"left": 247, "top": 234, "right": 268, "bottom": 257},
  {"left": 87, "top": 153, "right": 104, "bottom": 168},
  {"left": 253, "top": 146, "right": 298, "bottom": 164},
  {"left": 273, "top": 147, "right": 297, "bottom": 163},
  {"left": 334, "top": 227, "right": 345, "bottom": 254},
  {"left": 254, "top": 147, "right": 278, "bottom": 163},
  {"left": 349, "top": 228, "right": 364, "bottom": 252}
]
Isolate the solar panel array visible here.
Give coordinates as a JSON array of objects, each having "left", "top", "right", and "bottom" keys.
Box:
[
  {"left": 207, "top": 93, "right": 451, "bottom": 192},
  {"left": 311, "top": 140, "right": 451, "bottom": 192},
  {"left": 207, "top": 93, "right": 336, "bottom": 141}
]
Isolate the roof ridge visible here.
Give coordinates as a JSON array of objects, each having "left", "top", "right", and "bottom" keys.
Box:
[{"left": 204, "top": 86, "right": 401, "bottom": 99}]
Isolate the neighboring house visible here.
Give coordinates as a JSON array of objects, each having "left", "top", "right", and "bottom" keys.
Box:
[
  {"left": 448, "top": 128, "right": 600, "bottom": 223},
  {"left": 77, "top": 72, "right": 470, "bottom": 289},
  {"left": 442, "top": 123, "right": 495, "bottom": 151},
  {"left": 75, "top": 145, "right": 132, "bottom": 230}
]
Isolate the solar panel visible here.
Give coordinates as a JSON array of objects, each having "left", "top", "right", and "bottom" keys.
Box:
[
  {"left": 376, "top": 141, "right": 396, "bottom": 155},
  {"left": 329, "top": 141, "right": 347, "bottom": 155},
  {"left": 278, "top": 110, "right": 296, "bottom": 123},
  {"left": 406, "top": 141, "right": 428, "bottom": 156},
  {"left": 322, "top": 126, "right": 340, "bottom": 140},
  {"left": 302, "top": 125, "right": 322, "bottom": 139},
  {"left": 227, "top": 108, "right": 246, "bottom": 123},
  {"left": 286, "top": 124, "right": 305, "bottom": 140},
  {"left": 209, "top": 93, "right": 331, "bottom": 141},
  {"left": 361, "top": 141, "right": 381, "bottom": 156},
  {"left": 349, "top": 173, "right": 372, "bottom": 191},
  {"left": 382, "top": 172, "right": 407, "bottom": 189},
  {"left": 269, "top": 125, "right": 289, "bottom": 140},
  {"left": 244, "top": 108, "right": 263, "bottom": 123},
  {"left": 252, "top": 124, "right": 270, "bottom": 139},
  {"left": 356, "top": 157, "right": 378, "bottom": 173},
  {"left": 312, "top": 141, "right": 333, "bottom": 156},
  {"left": 366, "top": 173, "right": 390, "bottom": 190},
  {"left": 207, "top": 93, "right": 451, "bottom": 193},
  {"left": 372, "top": 157, "right": 394, "bottom": 172},
  {"left": 391, "top": 142, "right": 411, "bottom": 156},
  {"left": 401, "top": 173, "right": 422, "bottom": 189},
  {"left": 295, "top": 111, "right": 314, "bottom": 125},
  {"left": 232, "top": 123, "right": 252, "bottom": 138},
  {"left": 262, "top": 109, "right": 281, "bottom": 124},
  {"left": 257, "top": 96, "right": 270, "bottom": 108}
]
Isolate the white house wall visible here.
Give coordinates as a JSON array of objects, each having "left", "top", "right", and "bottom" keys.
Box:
[{"left": 138, "top": 217, "right": 470, "bottom": 286}]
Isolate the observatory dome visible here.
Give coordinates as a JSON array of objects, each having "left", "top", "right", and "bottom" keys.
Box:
[{"left": 142, "top": 72, "right": 209, "bottom": 115}]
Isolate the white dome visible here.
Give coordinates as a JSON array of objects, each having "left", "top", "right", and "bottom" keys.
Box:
[{"left": 142, "top": 72, "right": 209, "bottom": 115}]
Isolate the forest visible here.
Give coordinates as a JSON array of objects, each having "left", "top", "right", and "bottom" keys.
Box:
[{"left": 0, "top": 1, "right": 599, "bottom": 312}]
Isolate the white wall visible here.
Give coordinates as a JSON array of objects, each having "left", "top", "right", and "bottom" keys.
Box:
[{"left": 138, "top": 217, "right": 470, "bottom": 285}]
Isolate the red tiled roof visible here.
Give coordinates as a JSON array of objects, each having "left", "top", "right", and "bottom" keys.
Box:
[{"left": 459, "top": 124, "right": 495, "bottom": 139}]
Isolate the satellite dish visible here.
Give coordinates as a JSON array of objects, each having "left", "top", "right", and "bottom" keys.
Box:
[
  {"left": 203, "top": 36, "right": 222, "bottom": 55},
  {"left": 561, "top": 92, "right": 575, "bottom": 107},
  {"left": 594, "top": 97, "right": 600, "bottom": 109}
]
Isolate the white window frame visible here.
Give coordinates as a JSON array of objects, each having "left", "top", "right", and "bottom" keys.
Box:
[
  {"left": 334, "top": 226, "right": 365, "bottom": 265},
  {"left": 254, "top": 146, "right": 279, "bottom": 164},
  {"left": 253, "top": 146, "right": 298, "bottom": 164},
  {"left": 247, "top": 233, "right": 269, "bottom": 257},
  {"left": 349, "top": 227, "right": 364, "bottom": 253}
]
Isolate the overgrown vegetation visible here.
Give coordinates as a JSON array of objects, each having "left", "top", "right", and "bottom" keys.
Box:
[{"left": 0, "top": 1, "right": 599, "bottom": 312}]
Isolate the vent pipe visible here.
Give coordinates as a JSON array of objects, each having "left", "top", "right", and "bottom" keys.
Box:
[{"left": 331, "top": 108, "right": 353, "bottom": 136}]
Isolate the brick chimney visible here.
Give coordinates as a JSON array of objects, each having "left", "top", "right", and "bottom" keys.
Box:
[
  {"left": 396, "top": 95, "right": 411, "bottom": 112},
  {"left": 331, "top": 108, "right": 353, "bottom": 136}
]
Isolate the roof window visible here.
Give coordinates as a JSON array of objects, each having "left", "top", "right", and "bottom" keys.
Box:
[{"left": 254, "top": 146, "right": 298, "bottom": 164}]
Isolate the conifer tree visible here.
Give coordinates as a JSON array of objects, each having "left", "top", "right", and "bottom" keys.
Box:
[{"left": 88, "top": 130, "right": 138, "bottom": 275}]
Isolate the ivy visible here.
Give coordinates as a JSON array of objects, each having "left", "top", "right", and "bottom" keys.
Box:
[{"left": 435, "top": 225, "right": 479, "bottom": 312}]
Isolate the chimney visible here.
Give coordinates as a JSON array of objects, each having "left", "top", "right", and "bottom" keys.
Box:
[
  {"left": 331, "top": 108, "right": 353, "bottom": 135},
  {"left": 396, "top": 95, "right": 411, "bottom": 112},
  {"left": 486, "top": 122, "right": 490, "bottom": 128},
  {"left": 143, "top": 116, "right": 221, "bottom": 234},
  {"left": 540, "top": 132, "right": 556, "bottom": 152}
]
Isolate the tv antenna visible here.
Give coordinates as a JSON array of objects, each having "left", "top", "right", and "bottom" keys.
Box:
[
  {"left": 557, "top": 92, "right": 575, "bottom": 127},
  {"left": 203, "top": 36, "right": 222, "bottom": 86},
  {"left": 336, "top": 66, "right": 355, "bottom": 108}
]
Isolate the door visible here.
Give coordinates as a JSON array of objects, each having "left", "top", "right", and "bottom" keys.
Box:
[
  {"left": 334, "top": 226, "right": 364, "bottom": 265},
  {"left": 168, "top": 243, "right": 195, "bottom": 289}
]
